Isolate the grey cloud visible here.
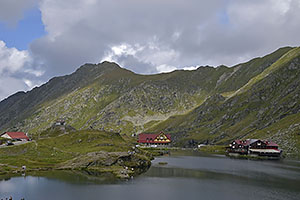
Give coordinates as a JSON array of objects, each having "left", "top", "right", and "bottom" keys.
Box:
[
  {"left": 169, "top": 0, "right": 300, "bottom": 67},
  {"left": 0, "top": 0, "right": 38, "bottom": 26},
  {"left": 2, "top": 0, "right": 300, "bottom": 100},
  {"left": 117, "top": 54, "right": 158, "bottom": 74},
  {"left": 31, "top": 0, "right": 300, "bottom": 79},
  {"left": 31, "top": 0, "right": 226, "bottom": 77}
]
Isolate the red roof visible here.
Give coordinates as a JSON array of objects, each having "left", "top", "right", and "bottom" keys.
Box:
[
  {"left": 233, "top": 139, "right": 250, "bottom": 146},
  {"left": 265, "top": 140, "right": 279, "bottom": 147},
  {"left": 233, "top": 139, "right": 278, "bottom": 147},
  {"left": 4, "top": 132, "right": 29, "bottom": 140},
  {"left": 233, "top": 140, "right": 243, "bottom": 145},
  {"left": 138, "top": 133, "right": 171, "bottom": 144}
]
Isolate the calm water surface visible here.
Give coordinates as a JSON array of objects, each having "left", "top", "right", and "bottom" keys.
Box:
[{"left": 1, "top": 151, "right": 300, "bottom": 200}]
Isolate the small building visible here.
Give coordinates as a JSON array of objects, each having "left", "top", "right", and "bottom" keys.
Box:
[
  {"left": 138, "top": 132, "right": 171, "bottom": 147},
  {"left": 0, "top": 132, "right": 29, "bottom": 141},
  {"left": 248, "top": 140, "right": 282, "bottom": 157},
  {"left": 227, "top": 139, "right": 249, "bottom": 155},
  {"left": 54, "top": 119, "right": 66, "bottom": 126},
  {"left": 226, "top": 139, "right": 282, "bottom": 157}
]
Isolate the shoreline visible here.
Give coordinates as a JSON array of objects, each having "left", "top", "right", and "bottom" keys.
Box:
[{"left": 1, "top": 145, "right": 298, "bottom": 179}]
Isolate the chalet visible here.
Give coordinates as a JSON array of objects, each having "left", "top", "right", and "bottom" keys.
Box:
[
  {"left": 138, "top": 132, "right": 171, "bottom": 147},
  {"left": 248, "top": 140, "right": 282, "bottom": 157},
  {"left": 227, "top": 139, "right": 282, "bottom": 157},
  {"left": 0, "top": 132, "right": 29, "bottom": 141},
  {"left": 226, "top": 139, "right": 249, "bottom": 155}
]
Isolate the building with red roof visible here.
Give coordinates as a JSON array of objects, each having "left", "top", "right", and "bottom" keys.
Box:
[
  {"left": 226, "top": 139, "right": 282, "bottom": 157},
  {"left": 1, "top": 132, "right": 29, "bottom": 141},
  {"left": 138, "top": 132, "right": 171, "bottom": 147}
]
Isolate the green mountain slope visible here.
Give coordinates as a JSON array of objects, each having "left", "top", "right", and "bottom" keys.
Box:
[
  {"left": 1, "top": 62, "right": 231, "bottom": 135},
  {"left": 149, "top": 47, "right": 300, "bottom": 157},
  {"left": 0, "top": 46, "right": 299, "bottom": 157}
]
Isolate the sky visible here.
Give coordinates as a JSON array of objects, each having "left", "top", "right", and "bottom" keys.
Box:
[{"left": 0, "top": 0, "right": 300, "bottom": 100}]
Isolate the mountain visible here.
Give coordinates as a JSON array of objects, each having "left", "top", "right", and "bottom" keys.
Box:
[
  {"left": 149, "top": 47, "right": 300, "bottom": 157},
  {"left": 0, "top": 46, "right": 300, "bottom": 157}
]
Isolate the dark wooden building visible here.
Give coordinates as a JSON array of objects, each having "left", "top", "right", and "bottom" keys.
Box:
[{"left": 227, "top": 139, "right": 282, "bottom": 157}]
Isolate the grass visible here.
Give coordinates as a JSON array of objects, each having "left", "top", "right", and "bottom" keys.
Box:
[
  {"left": 228, "top": 47, "right": 300, "bottom": 98},
  {"left": 20, "top": 83, "right": 121, "bottom": 135},
  {"left": 216, "top": 46, "right": 293, "bottom": 93},
  {"left": 147, "top": 114, "right": 187, "bottom": 132},
  {"left": 2, "top": 46, "right": 300, "bottom": 164},
  {"left": 246, "top": 113, "right": 300, "bottom": 158},
  {"left": 198, "top": 145, "right": 226, "bottom": 155},
  {"left": 0, "top": 130, "right": 129, "bottom": 170}
]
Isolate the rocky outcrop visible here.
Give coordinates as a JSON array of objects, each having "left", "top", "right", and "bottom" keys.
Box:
[{"left": 59, "top": 151, "right": 151, "bottom": 178}]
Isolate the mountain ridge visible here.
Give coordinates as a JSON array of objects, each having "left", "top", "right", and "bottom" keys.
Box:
[{"left": 1, "top": 46, "right": 299, "bottom": 157}]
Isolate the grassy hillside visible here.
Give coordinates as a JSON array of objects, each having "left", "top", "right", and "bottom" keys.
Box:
[
  {"left": 2, "top": 48, "right": 290, "bottom": 136},
  {"left": 216, "top": 46, "right": 293, "bottom": 93},
  {"left": 0, "top": 130, "right": 126, "bottom": 168},
  {"left": 148, "top": 47, "right": 300, "bottom": 158},
  {"left": 1, "top": 62, "right": 231, "bottom": 136},
  {"left": 0, "top": 46, "right": 300, "bottom": 158},
  {"left": 0, "top": 129, "right": 151, "bottom": 178}
]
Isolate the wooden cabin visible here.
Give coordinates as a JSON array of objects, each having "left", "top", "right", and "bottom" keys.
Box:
[
  {"left": 248, "top": 140, "right": 281, "bottom": 157},
  {"left": 138, "top": 132, "right": 171, "bottom": 147},
  {"left": 249, "top": 139, "right": 267, "bottom": 149},
  {"left": 226, "top": 140, "right": 248, "bottom": 155},
  {"left": 227, "top": 139, "right": 282, "bottom": 157}
]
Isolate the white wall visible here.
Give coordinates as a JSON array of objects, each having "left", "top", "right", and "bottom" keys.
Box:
[{"left": 1, "top": 133, "right": 12, "bottom": 139}]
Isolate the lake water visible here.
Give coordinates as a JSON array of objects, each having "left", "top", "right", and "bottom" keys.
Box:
[{"left": 1, "top": 151, "right": 300, "bottom": 200}]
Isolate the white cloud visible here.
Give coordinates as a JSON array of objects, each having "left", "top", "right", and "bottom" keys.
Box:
[
  {"left": 0, "top": 40, "right": 31, "bottom": 74},
  {"left": 0, "top": 40, "right": 43, "bottom": 100},
  {"left": 0, "top": 77, "right": 28, "bottom": 100},
  {"left": 23, "top": 79, "right": 42, "bottom": 88},
  {"left": 183, "top": 66, "right": 199, "bottom": 71},
  {"left": 273, "top": 0, "right": 292, "bottom": 15},
  {"left": 102, "top": 43, "right": 139, "bottom": 63},
  {"left": 101, "top": 41, "right": 180, "bottom": 73},
  {"left": 156, "top": 64, "right": 177, "bottom": 73}
]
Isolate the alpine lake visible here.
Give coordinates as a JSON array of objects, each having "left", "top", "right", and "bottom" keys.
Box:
[{"left": 1, "top": 150, "right": 300, "bottom": 200}]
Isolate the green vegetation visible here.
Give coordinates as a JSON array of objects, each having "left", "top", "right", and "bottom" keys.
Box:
[
  {"left": 0, "top": 129, "right": 152, "bottom": 178},
  {"left": 198, "top": 145, "right": 226, "bottom": 155},
  {"left": 0, "top": 164, "right": 16, "bottom": 175},
  {"left": 216, "top": 46, "right": 293, "bottom": 93},
  {"left": 0, "top": 130, "right": 125, "bottom": 168},
  {"left": 230, "top": 47, "right": 300, "bottom": 98},
  {"left": 1, "top": 46, "right": 300, "bottom": 161},
  {"left": 144, "top": 47, "right": 300, "bottom": 158}
]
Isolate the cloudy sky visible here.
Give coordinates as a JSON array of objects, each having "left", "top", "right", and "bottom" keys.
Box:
[{"left": 0, "top": 0, "right": 300, "bottom": 100}]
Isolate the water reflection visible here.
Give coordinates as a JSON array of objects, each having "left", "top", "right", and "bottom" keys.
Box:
[{"left": 1, "top": 152, "right": 300, "bottom": 200}]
